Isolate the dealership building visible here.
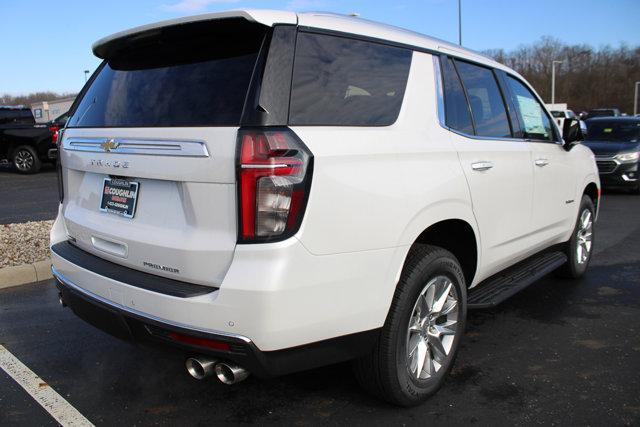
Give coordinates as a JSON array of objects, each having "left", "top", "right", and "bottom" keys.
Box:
[{"left": 31, "top": 96, "right": 75, "bottom": 123}]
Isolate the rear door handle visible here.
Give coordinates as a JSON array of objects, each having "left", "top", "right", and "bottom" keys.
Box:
[
  {"left": 535, "top": 158, "right": 549, "bottom": 167},
  {"left": 471, "top": 161, "right": 494, "bottom": 171}
]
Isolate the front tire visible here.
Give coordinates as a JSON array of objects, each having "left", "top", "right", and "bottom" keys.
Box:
[
  {"left": 13, "top": 145, "right": 41, "bottom": 174},
  {"left": 558, "top": 195, "right": 595, "bottom": 278},
  {"left": 353, "top": 245, "right": 467, "bottom": 406}
]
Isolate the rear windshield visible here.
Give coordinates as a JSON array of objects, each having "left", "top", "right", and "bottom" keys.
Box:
[
  {"left": 289, "top": 32, "right": 412, "bottom": 126},
  {"left": 586, "top": 120, "right": 640, "bottom": 142},
  {"left": 68, "top": 19, "right": 266, "bottom": 128},
  {"left": 588, "top": 110, "right": 616, "bottom": 118},
  {"left": 0, "top": 109, "right": 35, "bottom": 125}
]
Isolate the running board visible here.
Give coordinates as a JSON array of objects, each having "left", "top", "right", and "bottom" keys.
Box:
[{"left": 467, "top": 251, "right": 568, "bottom": 309}]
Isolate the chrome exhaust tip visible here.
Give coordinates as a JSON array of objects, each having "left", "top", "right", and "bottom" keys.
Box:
[
  {"left": 214, "top": 362, "right": 250, "bottom": 385},
  {"left": 185, "top": 357, "right": 217, "bottom": 380},
  {"left": 58, "top": 292, "right": 66, "bottom": 307}
]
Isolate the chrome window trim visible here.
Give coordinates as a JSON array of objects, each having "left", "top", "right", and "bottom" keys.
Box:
[
  {"left": 51, "top": 266, "right": 252, "bottom": 343},
  {"left": 433, "top": 54, "right": 526, "bottom": 143},
  {"left": 62, "top": 137, "right": 210, "bottom": 157},
  {"left": 433, "top": 54, "right": 564, "bottom": 145},
  {"left": 432, "top": 55, "right": 446, "bottom": 128}
]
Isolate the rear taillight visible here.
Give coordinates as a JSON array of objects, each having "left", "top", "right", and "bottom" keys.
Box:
[
  {"left": 237, "top": 128, "right": 313, "bottom": 242},
  {"left": 49, "top": 125, "right": 59, "bottom": 145}
]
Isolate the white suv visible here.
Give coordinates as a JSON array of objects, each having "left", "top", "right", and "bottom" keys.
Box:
[{"left": 51, "top": 10, "right": 600, "bottom": 406}]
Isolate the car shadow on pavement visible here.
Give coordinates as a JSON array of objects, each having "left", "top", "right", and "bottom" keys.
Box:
[{"left": 2, "top": 256, "right": 638, "bottom": 425}]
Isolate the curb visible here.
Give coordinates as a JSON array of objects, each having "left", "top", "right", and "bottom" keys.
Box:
[{"left": 0, "top": 259, "right": 52, "bottom": 290}]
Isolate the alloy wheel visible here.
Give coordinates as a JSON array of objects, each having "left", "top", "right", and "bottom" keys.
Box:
[
  {"left": 576, "top": 209, "right": 593, "bottom": 264},
  {"left": 15, "top": 149, "right": 34, "bottom": 172},
  {"left": 406, "top": 275, "right": 459, "bottom": 380}
]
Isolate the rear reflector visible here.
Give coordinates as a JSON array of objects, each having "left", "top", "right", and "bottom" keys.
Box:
[
  {"left": 168, "top": 332, "right": 231, "bottom": 351},
  {"left": 237, "top": 128, "right": 313, "bottom": 242}
]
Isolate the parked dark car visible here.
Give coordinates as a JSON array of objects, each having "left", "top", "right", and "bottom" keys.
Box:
[
  {"left": 585, "top": 108, "right": 621, "bottom": 119},
  {"left": 583, "top": 117, "right": 640, "bottom": 193},
  {"left": 0, "top": 106, "right": 56, "bottom": 173}
]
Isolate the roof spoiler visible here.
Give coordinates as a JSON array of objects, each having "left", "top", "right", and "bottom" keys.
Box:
[{"left": 92, "top": 9, "right": 296, "bottom": 59}]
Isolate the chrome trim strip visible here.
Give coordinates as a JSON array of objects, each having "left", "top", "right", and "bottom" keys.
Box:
[
  {"left": 240, "top": 164, "right": 288, "bottom": 169},
  {"left": 433, "top": 54, "right": 563, "bottom": 145},
  {"left": 51, "top": 266, "right": 252, "bottom": 343},
  {"left": 63, "top": 137, "right": 210, "bottom": 157},
  {"left": 595, "top": 156, "right": 619, "bottom": 174},
  {"left": 595, "top": 155, "right": 619, "bottom": 163},
  {"left": 432, "top": 55, "right": 446, "bottom": 128}
]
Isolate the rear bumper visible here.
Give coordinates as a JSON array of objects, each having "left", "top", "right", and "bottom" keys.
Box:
[
  {"left": 53, "top": 267, "right": 378, "bottom": 377},
  {"left": 50, "top": 204, "right": 403, "bottom": 369}
]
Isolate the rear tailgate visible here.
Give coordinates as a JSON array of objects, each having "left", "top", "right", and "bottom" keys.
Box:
[
  {"left": 60, "top": 128, "right": 238, "bottom": 286},
  {"left": 59, "top": 17, "right": 270, "bottom": 287}
]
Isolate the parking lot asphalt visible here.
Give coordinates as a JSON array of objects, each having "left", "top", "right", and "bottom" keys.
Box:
[
  {"left": 0, "top": 164, "right": 59, "bottom": 224},
  {"left": 1, "top": 192, "right": 639, "bottom": 426}
]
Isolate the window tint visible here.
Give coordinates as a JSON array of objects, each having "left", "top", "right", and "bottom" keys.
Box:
[
  {"left": 289, "top": 33, "right": 412, "bottom": 126},
  {"left": 68, "top": 20, "right": 266, "bottom": 127},
  {"left": 586, "top": 120, "right": 640, "bottom": 142},
  {"left": 441, "top": 57, "right": 474, "bottom": 134},
  {"left": 0, "top": 109, "right": 34, "bottom": 125},
  {"left": 455, "top": 61, "right": 511, "bottom": 138},
  {"left": 506, "top": 76, "right": 554, "bottom": 141}
]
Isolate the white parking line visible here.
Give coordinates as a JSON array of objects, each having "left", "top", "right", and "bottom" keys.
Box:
[{"left": 0, "top": 344, "right": 94, "bottom": 426}]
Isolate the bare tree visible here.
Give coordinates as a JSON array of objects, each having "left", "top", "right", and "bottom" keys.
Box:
[
  {"left": 0, "top": 92, "right": 77, "bottom": 107},
  {"left": 484, "top": 38, "right": 640, "bottom": 113}
]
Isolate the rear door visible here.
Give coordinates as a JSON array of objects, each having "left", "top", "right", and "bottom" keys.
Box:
[
  {"left": 502, "top": 74, "right": 576, "bottom": 242},
  {"left": 59, "top": 19, "right": 269, "bottom": 286},
  {"left": 441, "top": 57, "right": 534, "bottom": 277}
]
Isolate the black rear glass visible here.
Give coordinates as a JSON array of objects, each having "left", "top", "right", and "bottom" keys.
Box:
[
  {"left": 441, "top": 57, "right": 474, "bottom": 134},
  {"left": 68, "top": 19, "right": 266, "bottom": 128},
  {"left": 586, "top": 120, "right": 640, "bottom": 142},
  {"left": 289, "top": 32, "right": 412, "bottom": 126},
  {"left": 0, "top": 109, "right": 35, "bottom": 125}
]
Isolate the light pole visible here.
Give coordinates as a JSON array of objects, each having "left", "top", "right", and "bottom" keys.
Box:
[
  {"left": 84, "top": 70, "right": 90, "bottom": 83},
  {"left": 634, "top": 81, "right": 640, "bottom": 116},
  {"left": 551, "top": 60, "right": 563, "bottom": 106},
  {"left": 458, "top": 0, "right": 462, "bottom": 45}
]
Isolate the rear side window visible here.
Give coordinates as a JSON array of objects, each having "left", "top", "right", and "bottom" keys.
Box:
[
  {"left": 441, "top": 57, "right": 474, "bottom": 134},
  {"left": 289, "top": 32, "right": 412, "bottom": 126},
  {"left": 0, "top": 109, "right": 34, "bottom": 125},
  {"left": 455, "top": 60, "right": 511, "bottom": 138},
  {"left": 505, "top": 76, "right": 554, "bottom": 141},
  {"left": 68, "top": 19, "right": 266, "bottom": 127}
]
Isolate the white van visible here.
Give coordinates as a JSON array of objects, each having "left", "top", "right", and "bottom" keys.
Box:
[{"left": 51, "top": 10, "right": 600, "bottom": 406}]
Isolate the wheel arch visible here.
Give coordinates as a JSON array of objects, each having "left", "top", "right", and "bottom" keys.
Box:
[
  {"left": 583, "top": 181, "right": 599, "bottom": 213},
  {"left": 411, "top": 219, "right": 479, "bottom": 288}
]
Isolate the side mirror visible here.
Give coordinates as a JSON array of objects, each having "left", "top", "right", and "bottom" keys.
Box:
[{"left": 562, "top": 118, "right": 584, "bottom": 150}]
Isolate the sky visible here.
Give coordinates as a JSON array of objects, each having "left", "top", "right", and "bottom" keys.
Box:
[{"left": 1, "top": 0, "right": 639, "bottom": 95}]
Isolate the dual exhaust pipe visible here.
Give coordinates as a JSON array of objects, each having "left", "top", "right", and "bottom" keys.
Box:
[
  {"left": 58, "top": 289, "right": 248, "bottom": 385},
  {"left": 185, "top": 357, "right": 249, "bottom": 385}
]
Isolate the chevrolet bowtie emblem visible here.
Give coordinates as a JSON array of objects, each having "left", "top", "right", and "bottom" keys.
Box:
[{"left": 100, "top": 139, "right": 119, "bottom": 152}]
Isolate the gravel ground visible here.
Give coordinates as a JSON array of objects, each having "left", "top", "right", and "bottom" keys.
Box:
[{"left": 0, "top": 220, "right": 53, "bottom": 268}]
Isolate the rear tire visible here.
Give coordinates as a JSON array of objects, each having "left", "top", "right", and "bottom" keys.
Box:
[
  {"left": 353, "top": 244, "right": 466, "bottom": 406},
  {"left": 558, "top": 195, "right": 595, "bottom": 279},
  {"left": 12, "top": 145, "right": 41, "bottom": 174}
]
